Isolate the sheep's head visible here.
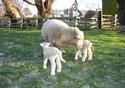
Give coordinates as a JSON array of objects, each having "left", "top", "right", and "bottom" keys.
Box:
[
  {"left": 75, "top": 27, "right": 84, "bottom": 40},
  {"left": 40, "top": 42, "right": 50, "bottom": 47},
  {"left": 70, "top": 27, "right": 84, "bottom": 47}
]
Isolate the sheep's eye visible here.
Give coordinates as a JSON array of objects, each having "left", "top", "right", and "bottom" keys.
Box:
[{"left": 76, "top": 37, "right": 81, "bottom": 40}]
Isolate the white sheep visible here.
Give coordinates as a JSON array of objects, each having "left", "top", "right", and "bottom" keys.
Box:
[
  {"left": 40, "top": 42, "right": 65, "bottom": 76},
  {"left": 41, "top": 19, "right": 84, "bottom": 51},
  {"left": 75, "top": 40, "right": 93, "bottom": 62}
]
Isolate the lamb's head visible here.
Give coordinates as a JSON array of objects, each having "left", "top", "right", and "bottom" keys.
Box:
[
  {"left": 69, "top": 27, "right": 84, "bottom": 47},
  {"left": 40, "top": 42, "right": 50, "bottom": 48},
  {"left": 83, "top": 40, "right": 92, "bottom": 48}
]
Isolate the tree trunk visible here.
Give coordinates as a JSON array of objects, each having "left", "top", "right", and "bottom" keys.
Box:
[
  {"left": 2, "top": 0, "right": 24, "bottom": 18},
  {"left": 35, "top": 0, "right": 54, "bottom": 20},
  {"left": 117, "top": 0, "right": 125, "bottom": 32},
  {"left": 23, "top": 0, "right": 54, "bottom": 20}
]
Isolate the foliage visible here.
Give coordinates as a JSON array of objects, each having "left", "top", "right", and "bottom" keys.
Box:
[
  {"left": 2, "top": 0, "right": 24, "bottom": 18},
  {"left": 102, "top": 0, "right": 117, "bottom": 15},
  {"left": 0, "top": 29, "right": 125, "bottom": 88}
]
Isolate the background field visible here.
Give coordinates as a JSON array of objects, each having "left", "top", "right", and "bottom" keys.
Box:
[{"left": 0, "top": 28, "right": 125, "bottom": 88}]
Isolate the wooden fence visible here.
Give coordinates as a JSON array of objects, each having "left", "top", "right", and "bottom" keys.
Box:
[
  {"left": 102, "top": 15, "right": 119, "bottom": 28},
  {"left": 0, "top": 15, "right": 119, "bottom": 30}
]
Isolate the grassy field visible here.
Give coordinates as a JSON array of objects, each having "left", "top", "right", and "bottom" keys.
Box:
[{"left": 0, "top": 28, "right": 125, "bottom": 88}]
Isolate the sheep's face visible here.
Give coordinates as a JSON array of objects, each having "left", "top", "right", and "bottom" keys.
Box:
[
  {"left": 77, "top": 40, "right": 84, "bottom": 49},
  {"left": 40, "top": 42, "right": 50, "bottom": 47},
  {"left": 70, "top": 27, "right": 84, "bottom": 47}
]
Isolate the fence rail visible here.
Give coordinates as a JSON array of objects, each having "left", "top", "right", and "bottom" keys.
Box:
[
  {"left": 102, "top": 15, "right": 119, "bottom": 28},
  {"left": 0, "top": 15, "right": 119, "bottom": 30}
]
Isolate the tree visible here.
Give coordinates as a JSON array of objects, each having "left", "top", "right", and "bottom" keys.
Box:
[
  {"left": 23, "top": 0, "right": 54, "bottom": 20},
  {"left": 102, "top": 0, "right": 125, "bottom": 32},
  {"left": 2, "top": 0, "right": 24, "bottom": 18},
  {"left": 0, "top": 3, "right": 5, "bottom": 16},
  {"left": 102, "top": 0, "right": 117, "bottom": 15},
  {"left": 116, "top": 0, "right": 125, "bottom": 32},
  {"left": 23, "top": 8, "right": 32, "bottom": 17}
]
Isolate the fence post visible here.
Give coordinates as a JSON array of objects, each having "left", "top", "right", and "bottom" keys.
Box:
[
  {"left": 8, "top": 19, "right": 11, "bottom": 28},
  {"left": 35, "top": 18, "right": 38, "bottom": 29},
  {"left": 20, "top": 18, "right": 23, "bottom": 29},
  {"left": 97, "top": 11, "right": 102, "bottom": 28},
  {"left": 84, "top": 19, "right": 87, "bottom": 29},
  {"left": 114, "top": 14, "right": 117, "bottom": 27}
]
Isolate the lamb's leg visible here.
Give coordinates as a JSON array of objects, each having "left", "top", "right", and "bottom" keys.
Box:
[
  {"left": 74, "top": 50, "right": 81, "bottom": 60},
  {"left": 43, "top": 58, "right": 48, "bottom": 69},
  {"left": 82, "top": 48, "right": 87, "bottom": 62},
  {"left": 50, "top": 57, "right": 56, "bottom": 76},
  {"left": 56, "top": 56, "right": 62, "bottom": 72},
  {"left": 60, "top": 58, "right": 66, "bottom": 63},
  {"left": 87, "top": 47, "right": 92, "bottom": 61},
  {"left": 78, "top": 50, "right": 82, "bottom": 58},
  {"left": 59, "top": 51, "right": 66, "bottom": 63},
  {"left": 60, "top": 49, "right": 66, "bottom": 53}
]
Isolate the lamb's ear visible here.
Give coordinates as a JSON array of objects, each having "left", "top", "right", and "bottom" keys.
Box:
[
  {"left": 40, "top": 43, "right": 43, "bottom": 47},
  {"left": 47, "top": 42, "right": 51, "bottom": 46}
]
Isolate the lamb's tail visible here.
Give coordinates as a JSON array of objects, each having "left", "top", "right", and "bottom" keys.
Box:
[{"left": 58, "top": 51, "right": 66, "bottom": 63}]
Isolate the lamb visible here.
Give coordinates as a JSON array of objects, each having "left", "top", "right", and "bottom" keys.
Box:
[
  {"left": 41, "top": 19, "right": 84, "bottom": 51},
  {"left": 75, "top": 40, "right": 93, "bottom": 62},
  {"left": 40, "top": 42, "right": 65, "bottom": 76}
]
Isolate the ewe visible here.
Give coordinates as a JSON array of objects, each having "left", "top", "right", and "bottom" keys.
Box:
[
  {"left": 42, "top": 19, "right": 84, "bottom": 50},
  {"left": 40, "top": 42, "right": 65, "bottom": 76}
]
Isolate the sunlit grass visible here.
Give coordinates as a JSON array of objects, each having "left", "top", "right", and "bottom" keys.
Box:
[{"left": 0, "top": 28, "right": 125, "bottom": 88}]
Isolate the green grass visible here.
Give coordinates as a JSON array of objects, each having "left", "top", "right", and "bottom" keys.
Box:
[{"left": 0, "top": 28, "right": 125, "bottom": 88}]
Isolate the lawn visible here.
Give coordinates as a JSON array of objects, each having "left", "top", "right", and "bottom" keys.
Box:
[{"left": 0, "top": 28, "right": 125, "bottom": 88}]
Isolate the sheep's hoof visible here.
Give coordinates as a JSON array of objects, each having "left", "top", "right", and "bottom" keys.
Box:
[
  {"left": 81, "top": 59, "right": 86, "bottom": 63},
  {"left": 61, "top": 59, "right": 66, "bottom": 63},
  {"left": 88, "top": 58, "right": 92, "bottom": 61},
  {"left": 51, "top": 73, "right": 55, "bottom": 76},
  {"left": 79, "top": 54, "right": 83, "bottom": 58},
  {"left": 57, "top": 69, "right": 61, "bottom": 73},
  {"left": 74, "top": 58, "right": 78, "bottom": 61},
  {"left": 43, "top": 66, "right": 47, "bottom": 69}
]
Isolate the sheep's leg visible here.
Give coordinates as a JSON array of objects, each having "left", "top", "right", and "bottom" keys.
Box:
[
  {"left": 59, "top": 51, "right": 66, "bottom": 63},
  {"left": 43, "top": 58, "right": 48, "bottom": 69},
  {"left": 74, "top": 50, "right": 81, "bottom": 60},
  {"left": 82, "top": 48, "right": 87, "bottom": 62},
  {"left": 78, "top": 50, "right": 82, "bottom": 58},
  {"left": 60, "top": 58, "right": 66, "bottom": 63},
  {"left": 60, "top": 48, "right": 66, "bottom": 53},
  {"left": 87, "top": 47, "right": 92, "bottom": 61},
  {"left": 56, "top": 56, "right": 62, "bottom": 72},
  {"left": 50, "top": 57, "right": 56, "bottom": 76}
]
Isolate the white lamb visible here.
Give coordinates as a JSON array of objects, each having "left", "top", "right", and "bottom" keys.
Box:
[
  {"left": 75, "top": 40, "right": 93, "bottom": 62},
  {"left": 40, "top": 42, "right": 65, "bottom": 76}
]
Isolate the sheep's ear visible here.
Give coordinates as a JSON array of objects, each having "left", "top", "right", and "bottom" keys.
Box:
[
  {"left": 79, "top": 31, "right": 84, "bottom": 40},
  {"left": 74, "top": 30, "right": 84, "bottom": 40},
  {"left": 48, "top": 42, "right": 50, "bottom": 45},
  {"left": 40, "top": 43, "right": 43, "bottom": 47},
  {"left": 47, "top": 42, "right": 51, "bottom": 46},
  {"left": 73, "top": 30, "right": 80, "bottom": 39}
]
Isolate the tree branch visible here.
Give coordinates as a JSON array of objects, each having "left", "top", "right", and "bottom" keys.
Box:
[{"left": 23, "top": 0, "right": 36, "bottom": 5}]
